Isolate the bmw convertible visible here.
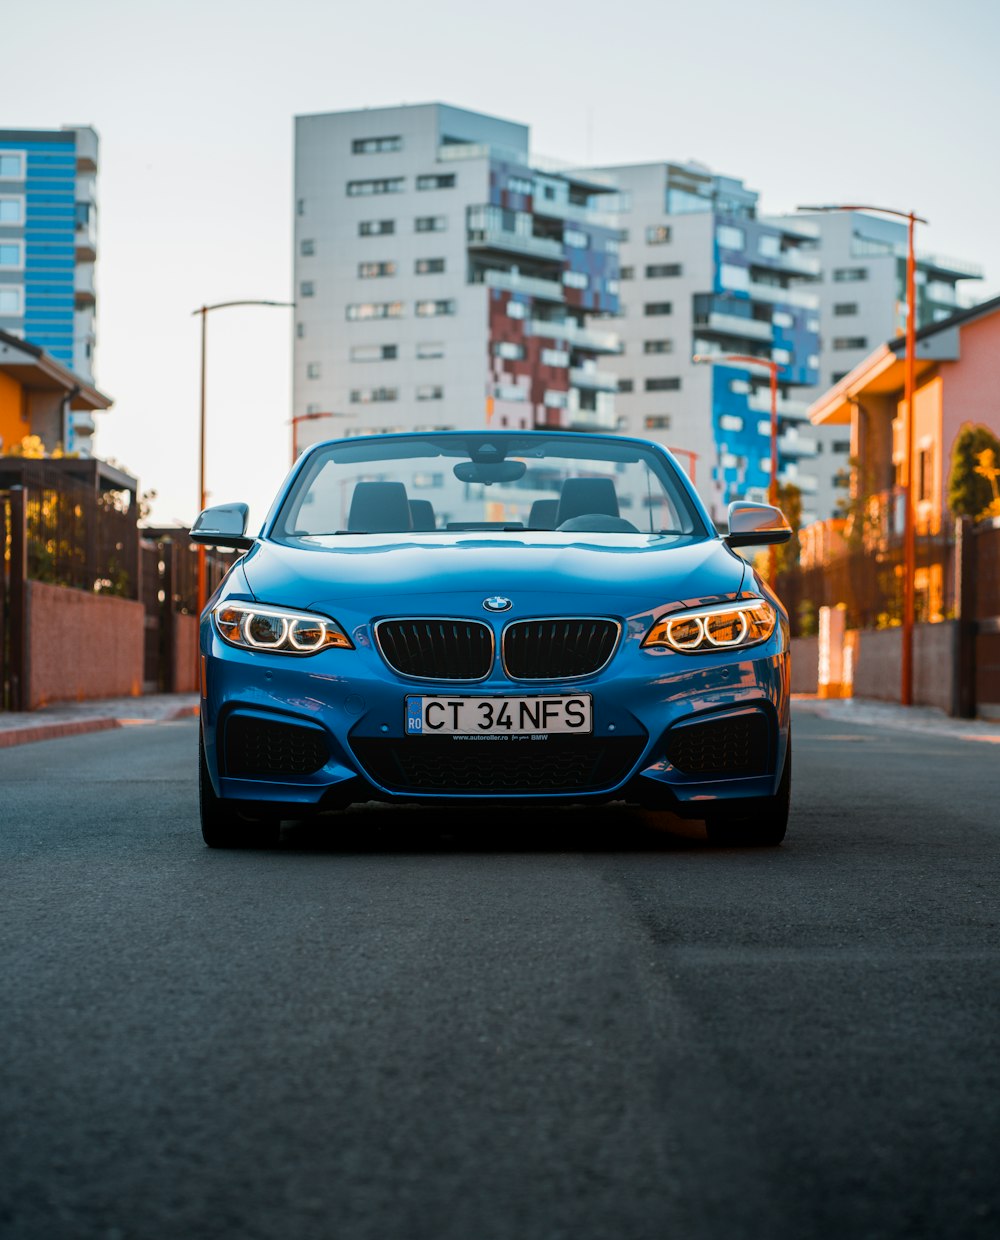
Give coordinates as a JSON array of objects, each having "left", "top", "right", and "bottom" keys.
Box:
[{"left": 191, "top": 430, "right": 793, "bottom": 848}]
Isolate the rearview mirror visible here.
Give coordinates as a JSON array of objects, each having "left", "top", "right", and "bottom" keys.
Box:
[
  {"left": 724, "top": 501, "right": 791, "bottom": 548},
  {"left": 190, "top": 502, "right": 254, "bottom": 550},
  {"left": 453, "top": 460, "right": 527, "bottom": 485}
]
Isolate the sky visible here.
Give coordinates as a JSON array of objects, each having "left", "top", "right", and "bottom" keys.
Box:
[{"left": 5, "top": 0, "right": 1000, "bottom": 531}]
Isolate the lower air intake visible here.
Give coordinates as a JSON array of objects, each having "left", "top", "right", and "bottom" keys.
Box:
[
  {"left": 350, "top": 735, "right": 643, "bottom": 794},
  {"left": 665, "top": 711, "right": 770, "bottom": 776},
  {"left": 224, "top": 716, "right": 329, "bottom": 777}
]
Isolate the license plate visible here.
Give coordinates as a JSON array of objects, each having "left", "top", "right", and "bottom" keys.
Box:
[{"left": 405, "top": 694, "right": 592, "bottom": 736}]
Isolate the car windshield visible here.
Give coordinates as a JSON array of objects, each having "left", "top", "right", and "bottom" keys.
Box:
[{"left": 271, "top": 432, "right": 709, "bottom": 542}]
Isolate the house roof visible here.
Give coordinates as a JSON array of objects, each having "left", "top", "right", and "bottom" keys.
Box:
[
  {"left": 809, "top": 293, "right": 1000, "bottom": 426},
  {"left": 0, "top": 331, "right": 113, "bottom": 411}
]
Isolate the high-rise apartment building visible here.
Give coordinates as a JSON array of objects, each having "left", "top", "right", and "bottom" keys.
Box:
[
  {"left": 292, "top": 104, "right": 620, "bottom": 456},
  {"left": 768, "top": 208, "right": 983, "bottom": 519},
  {"left": 0, "top": 125, "right": 99, "bottom": 454},
  {"left": 579, "top": 161, "right": 822, "bottom": 523}
]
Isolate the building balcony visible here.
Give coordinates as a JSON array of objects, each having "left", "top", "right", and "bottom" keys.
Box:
[
  {"left": 467, "top": 224, "right": 564, "bottom": 263},
  {"left": 777, "top": 469, "right": 818, "bottom": 494},
  {"left": 694, "top": 311, "right": 773, "bottom": 342},
  {"left": 531, "top": 196, "right": 617, "bottom": 230},
  {"left": 74, "top": 265, "right": 96, "bottom": 307},
  {"left": 752, "top": 248, "right": 821, "bottom": 277},
  {"left": 747, "top": 391, "right": 809, "bottom": 417},
  {"left": 747, "top": 282, "right": 819, "bottom": 310},
  {"left": 569, "top": 365, "right": 618, "bottom": 392},
  {"left": 527, "top": 318, "right": 621, "bottom": 354},
  {"left": 481, "top": 268, "right": 564, "bottom": 303},
  {"left": 777, "top": 429, "right": 818, "bottom": 458},
  {"left": 70, "top": 126, "right": 99, "bottom": 172},
  {"left": 566, "top": 406, "right": 618, "bottom": 431}
]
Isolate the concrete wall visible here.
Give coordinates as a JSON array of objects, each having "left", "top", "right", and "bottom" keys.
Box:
[
  {"left": 27, "top": 581, "right": 144, "bottom": 708},
  {"left": 790, "top": 635, "right": 819, "bottom": 693},
  {"left": 172, "top": 613, "right": 200, "bottom": 693},
  {"left": 847, "top": 621, "right": 956, "bottom": 712}
]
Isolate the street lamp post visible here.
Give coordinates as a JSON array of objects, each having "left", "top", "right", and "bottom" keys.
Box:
[
  {"left": 290, "top": 410, "right": 347, "bottom": 465},
  {"left": 797, "top": 204, "right": 927, "bottom": 707},
  {"left": 693, "top": 351, "right": 785, "bottom": 581},
  {"left": 192, "top": 299, "right": 294, "bottom": 617}
]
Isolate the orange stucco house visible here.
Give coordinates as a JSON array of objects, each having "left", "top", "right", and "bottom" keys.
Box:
[
  {"left": 0, "top": 330, "right": 111, "bottom": 455},
  {"left": 808, "top": 293, "right": 1000, "bottom": 537}
]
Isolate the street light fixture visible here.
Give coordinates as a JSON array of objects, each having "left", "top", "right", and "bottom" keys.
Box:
[
  {"left": 693, "top": 351, "right": 786, "bottom": 580},
  {"left": 192, "top": 299, "right": 295, "bottom": 617},
  {"left": 290, "top": 410, "right": 348, "bottom": 466},
  {"left": 797, "top": 204, "right": 927, "bottom": 707}
]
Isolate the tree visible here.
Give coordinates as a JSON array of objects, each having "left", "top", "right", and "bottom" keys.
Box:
[{"left": 948, "top": 423, "right": 1000, "bottom": 520}]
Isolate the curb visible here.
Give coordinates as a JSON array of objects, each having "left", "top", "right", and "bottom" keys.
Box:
[{"left": 0, "top": 717, "right": 121, "bottom": 749}]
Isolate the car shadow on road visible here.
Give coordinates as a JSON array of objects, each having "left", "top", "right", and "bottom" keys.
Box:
[{"left": 273, "top": 802, "right": 712, "bottom": 856}]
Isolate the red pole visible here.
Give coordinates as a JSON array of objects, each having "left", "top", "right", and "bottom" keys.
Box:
[
  {"left": 901, "top": 214, "right": 917, "bottom": 706},
  {"left": 197, "top": 307, "right": 207, "bottom": 618},
  {"left": 768, "top": 361, "right": 779, "bottom": 582}
]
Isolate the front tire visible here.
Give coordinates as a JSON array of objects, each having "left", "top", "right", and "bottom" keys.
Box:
[
  {"left": 704, "top": 736, "right": 791, "bottom": 848},
  {"left": 199, "top": 731, "right": 280, "bottom": 849}
]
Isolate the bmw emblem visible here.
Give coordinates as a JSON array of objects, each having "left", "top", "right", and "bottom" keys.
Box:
[{"left": 483, "top": 595, "right": 513, "bottom": 612}]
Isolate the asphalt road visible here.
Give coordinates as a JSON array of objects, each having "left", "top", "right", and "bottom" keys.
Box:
[{"left": 1, "top": 709, "right": 998, "bottom": 1240}]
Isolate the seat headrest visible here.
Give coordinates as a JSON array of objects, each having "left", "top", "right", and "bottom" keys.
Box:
[
  {"left": 409, "top": 499, "right": 436, "bottom": 531},
  {"left": 555, "top": 478, "right": 620, "bottom": 526},
  {"left": 528, "top": 499, "right": 558, "bottom": 529},
  {"left": 348, "top": 482, "right": 412, "bottom": 532}
]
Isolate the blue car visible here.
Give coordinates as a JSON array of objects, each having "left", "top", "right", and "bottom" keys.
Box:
[{"left": 191, "top": 430, "right": 792, "bottom": 848}]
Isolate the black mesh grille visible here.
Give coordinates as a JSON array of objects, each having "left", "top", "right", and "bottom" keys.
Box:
[
  {"left": 224, "top": 716, "right": 329, "bottom": 777},
  {"left": 665, "top": 712, "right": 769, "bottom": 776},
  {"left": 351, "top": 735, "right": 643, "bottom": 794},
  {"left": 503, "top": 619, "right": 620, "bottom": 680},
  {"left": 375, "top": 619, "right": 494, "bottom": 680}
]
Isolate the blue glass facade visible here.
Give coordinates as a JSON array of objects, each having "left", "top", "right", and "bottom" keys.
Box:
[{"left": 20, "top": 139, "right": 77, "bottom": 367}]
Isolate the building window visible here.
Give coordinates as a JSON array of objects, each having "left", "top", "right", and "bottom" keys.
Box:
[
  {"left": 719, "top": 263, "right": 750, "bottom": 292},
  {"left": 507, "top": 176, "right": 533, "bottom": 196},
  {"left": 351, "top": 343, "right": 398, "bottom": 362},
  {"left": 0, "top": 196, "right": 25, "bottom": 224},
  {"left": 758, "top": 234, "right": 780, "bottom": 257},
  {"left": 300, "top": 239, "right": 315, "bottom": 256},
  {"left": 0, "top": 152, "right": 25, "bottom": 178},
  {"left": 644, "top": 415, "right": 672, "bottom": 429},
  {"left": 415, "top": 257, "right": 445, "bottom": 274},
  {"left": 417, "top": 341, "right": 445, "bottom": 359},
  {"left": 416, "top": 215, "right": 446, "bottom": 232},
  {"left": 0, "top": 287, "right": 23, "bottom": 314},
  {"left": 360, "top": 219, "right": 395, "bottom": 236},
  {"left": 772, "top": 348, "right": 792, "bottom": 363},
  {"left": 416, "top": 384, "right": 444, "bottom": 401},
  {"left": 605, "top": 238, "right": 620, "bottom": 255},
  {"left": 833, "top": 336, "right": 868, "bottom": 350},
  {"left": 347, "top": 177, "right": 405, "bottom": 196},
  {"left": 352, "top": 135, "right": 402, "bottom": 154},
  {"left": 350, "top": 387, "right": 398, "bottom": 404},
  {"left": 833, "top": 440, "right": 851, "bottom": 454},
  {"left": 296, "top": 322, "right": 305, "bottom": 338},
  {"left": 620, "top": 266, "right": 634, "bottom": 280},
  {"left": 506, "top": 300, "right": 526, "bottom": 319},
  {"left": 716, "top": 224, "right": 745, "bottom": 251},
  {"left": 833, "top": 267, "right": 868, "bottom": 282},
  {"left": 772, "top": 310, "right": 793, "bottom": 329},
  {"left": 833, "top": 302, "right": 858, "bottom": 316},
  {"left": 564, "top": 228, "right": 589, "bottom": 249},
  {"left": 563, "top": 271, "right": 588, "bottom": 290},
  {"left": 416, "top": 299, "right": 456, "bottom": 317},
  {"left": 618, "top": 378, "right": 634, "bottom": 393},
  {"left": 644, "top": 302, "right": 672, "bottom": 316},
  {"left": 541, "top": 348, "right": 569, "bottom": 367},
  {"left": 358, "top": 260, "right": 396, "bottom": 278},
  {"left": 0, "top": 241, "right": 24, "bottom": 269},
  {"left": 646, "top": 225, "right": 671, "bottom": 245},
  {"left": 719, "top": 415, "right": 744, "bottom": 432},
  {"left": 831, "top": 371, "right": 849, "bottom": 384},
  {"left": 496, "top": 341, "right": 525, "bottom": 360},
  {"left": 306, "top": 362, "right": 321, "bottom": 379},
  {"left": 645, "top": 263, "right": 682, "bottom": 278},
  {"left": 416, "top": 173, "right": 456, "bottom": 191},
  {"left": 643, "top": 339, "right": 673, "bottom": 354},
  {"left": 346, "top": 302, "right": 404, "bottom": 320},
  {"left": 645, "top": 377, "right": 681, "bottom": 392},
  {"left": 296, "top": 198, "right": 305, "bottom": 216},
  {"left": 300, "top": 280, "right": 315, "bottom": 297}
]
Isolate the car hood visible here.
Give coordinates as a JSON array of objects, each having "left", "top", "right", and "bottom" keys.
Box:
[{"left": 237, "top": 533, "right": 748, "bottom": 613}]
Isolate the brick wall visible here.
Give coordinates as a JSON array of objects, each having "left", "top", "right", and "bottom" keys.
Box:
[
  {"left": 848, "top": 622, "right": 957, "bottom": 713},
  {"left": 172, "top": 613, "right": 200, "bottom": 693},
  {"left": 27, "top": 581, "right": 144, "bottom": 708},
  {"left": 790, "top": 636, "right": 819, "bottom": 693}
]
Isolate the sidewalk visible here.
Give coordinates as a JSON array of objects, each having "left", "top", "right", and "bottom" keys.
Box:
[
  {"left": 0, "top": 693, "right": 200, "bottom": 748},
  {"left": 792, "top": 694, "right": 1000, "bottom": 744}
]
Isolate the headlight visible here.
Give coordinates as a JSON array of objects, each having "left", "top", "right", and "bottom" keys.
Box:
[
  {"left": 213, "top": 602, "right": 353, "bottom": 654},
  {"left": 642, "top": 599, "right": 776, "bottom": 653}
]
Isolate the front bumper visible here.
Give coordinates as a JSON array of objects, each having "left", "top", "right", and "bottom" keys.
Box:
[{"left": 199, "top": 613, "right": 790, "bottom": 814}]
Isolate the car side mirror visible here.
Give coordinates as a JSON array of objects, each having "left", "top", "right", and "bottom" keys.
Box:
[
  {"left": 724, "top": 501, "right": 792, "bottom": 547},
  {"left": 190, "top": 502, "right": 255, "bottom": 550}
]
